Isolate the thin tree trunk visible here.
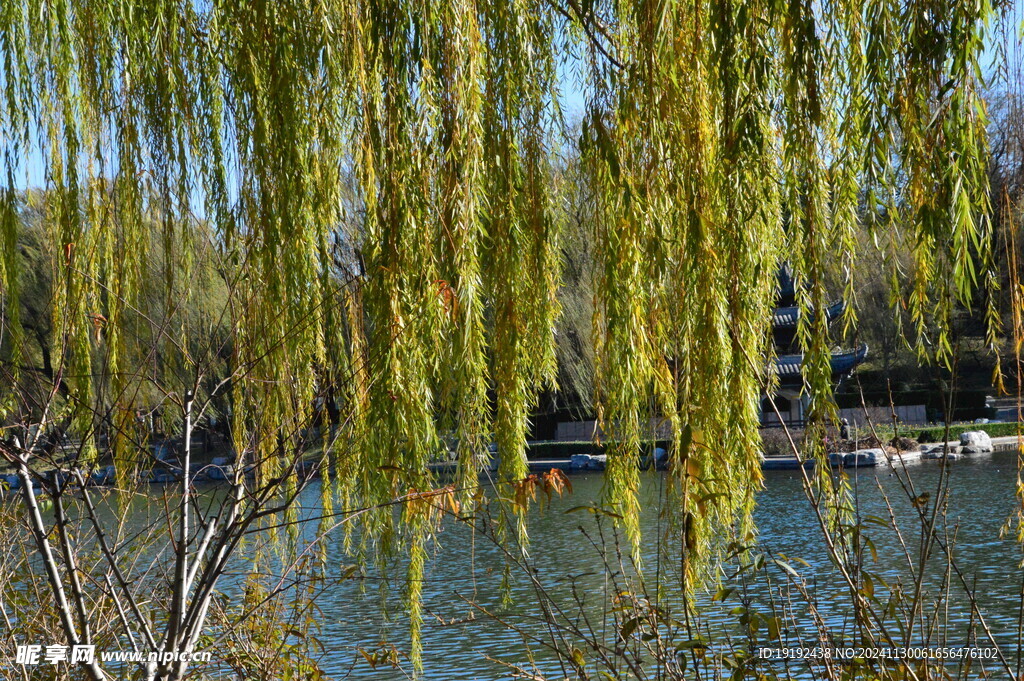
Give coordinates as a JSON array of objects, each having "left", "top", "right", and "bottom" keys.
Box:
[
  {"left": 165, "top": 390, "right": 194, "bottom": 679},
  {"left": 17, "top": 466, "right": 106, "bottom": 681}
]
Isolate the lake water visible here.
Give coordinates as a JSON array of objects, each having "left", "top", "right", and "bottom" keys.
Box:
[
  {"left": 297, "top": 453, "right": 1024, "bottom": 679},
  {"left": 20, "top": 453, "right": 1023, "bottom": 679}
]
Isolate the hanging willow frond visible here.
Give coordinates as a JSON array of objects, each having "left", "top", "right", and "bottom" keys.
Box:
[{"left": 0, "top": 0, "right": 1003, "bottom": 660}]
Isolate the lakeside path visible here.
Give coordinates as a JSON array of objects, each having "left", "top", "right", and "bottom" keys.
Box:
[{"left": 514, "top": 435, "right": 1024, "bottom": 474}]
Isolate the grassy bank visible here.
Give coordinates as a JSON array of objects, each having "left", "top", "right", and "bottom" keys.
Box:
[
  {"left": 837, "top": 421, "right": 1023, "bottom": 444},
  {"left": 900, "top": 421, "right": 1023, "bottom": 443}
]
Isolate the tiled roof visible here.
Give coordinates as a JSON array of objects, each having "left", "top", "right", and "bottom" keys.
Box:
[
  {"left": 772, "top": 344, "right": 868, "bottom": 379},
  {"left": 774, "top": 354, "right": 803, "bottom": 376},
  {"left": 773, "top": 306, "right": 799, "bottom": 327},
  {"left": 772, "top": 300, "right": 846, "bottom": 328}
]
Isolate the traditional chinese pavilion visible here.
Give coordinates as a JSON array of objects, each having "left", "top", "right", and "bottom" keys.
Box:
[{"left": 761, "top": 264, "right": 867, "bottom": 426}]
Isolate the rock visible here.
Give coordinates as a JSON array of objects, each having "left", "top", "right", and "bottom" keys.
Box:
[
  {"left": 922, "top": 445, "right": 943, "bottom": 459},
  {"left": 573, "top": 453, "right": 607, "bottom": 470},
  {"left": 569, "top": 453, "right": 606, "bottom": 470},
  {"left": 959, "top": 431, "right": 993, "bottom": 453},
  {"left": 889, "top": 449, "right": 923, "bottom": 463},
  {"left": 570, "top": 453, "right": 593, "bottom": 470},
  {"left": 150, "top": 468, "right": 181, "bottom": 484},
  {"left": 845, "top": 448, "right": 886, "bottom": 467},
  {"left": 828, "top": 452, "right": 847, "bottom": 467},
  {"left": 207, "top": 457, "right": 232, "bottom": 481},
  {"left": 207, "top": 458, "right": 235, "bottom": 481},
  {"left": 91, "top": 465, "right": 116, "bottom": 485},
  {"left": 922, "top": 445, "right": 963, "bottom": 460}
]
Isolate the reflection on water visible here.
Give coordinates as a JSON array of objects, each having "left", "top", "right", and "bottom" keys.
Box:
[{"left": 293, "top": 453, "right": 1024, "bottom": 679}]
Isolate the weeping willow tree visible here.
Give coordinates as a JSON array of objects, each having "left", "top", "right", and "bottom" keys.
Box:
[{"left": 0, "top": 0, "right": 1008, "bottom": 671}]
